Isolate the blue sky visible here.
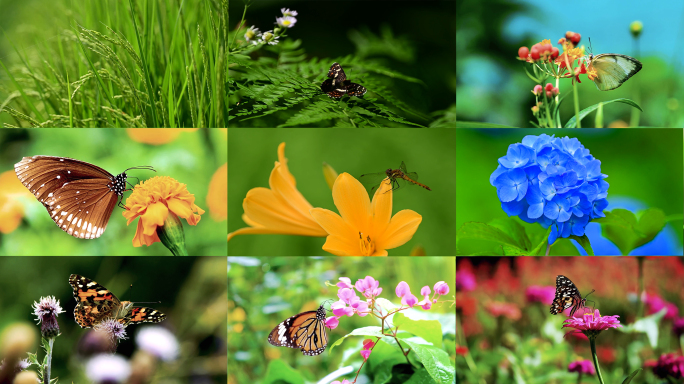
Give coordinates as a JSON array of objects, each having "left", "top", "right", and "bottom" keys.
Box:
[{"left": 504, "top": 0, "right": 683, "bottom": 60}]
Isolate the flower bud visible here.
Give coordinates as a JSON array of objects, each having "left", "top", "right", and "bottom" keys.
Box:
[
  {"left": 630, "top": 21, "right": 643, "bottom": 38},
  {"left": 518, "top": 46, "right": 529, "bottom": 60}
]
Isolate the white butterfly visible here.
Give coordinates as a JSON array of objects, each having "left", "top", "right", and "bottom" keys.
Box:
[{"left": 584, "top": 53, "right": 642, "bottom": 91}]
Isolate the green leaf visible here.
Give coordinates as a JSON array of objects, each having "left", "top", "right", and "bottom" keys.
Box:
[
  {"left": 327, "top": 326, "right": 385, "bottom": 354},
  {"left": 617, "top": 308, "right": 665, "bottom": 348},
  {"left": 568, "top": 234, "right": 594, "bottom": 255},
  {"left": 595, "top": 208, "right": 667, "bottom": 255},
  {"left": 393, "top": 312, "right": 442, "bottom": 349},
  {"left": 563, "top": 98, "right": 642, "bottom": 128},
  {"left": 621, "top": 368, "right": 642, "bottom": 384},
  {"left": 457, "top": 221, "right": 528, "bottom": 251},
  {"left": 402, "top": 339, "right": 455, "bottom": 384},
  {"left": 455, "top": 121, "right": 517, "bottom": 128},
  {"left": 262, "top": 359, "right": 305, "bottom": 384}
]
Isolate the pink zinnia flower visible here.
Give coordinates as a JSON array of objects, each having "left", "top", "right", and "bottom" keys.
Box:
[
  {"left": 563, "top": 309, "right": 622, "bottom": 334},
  {"left": 651, "top": 353, "right": 684, "bottom": 379},
  {"left": 568, "top": 359, "right": 595, "bottom": 374}
]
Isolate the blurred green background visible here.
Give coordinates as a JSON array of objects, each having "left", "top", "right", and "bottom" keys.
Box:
[
  {"left": 228, "top": 128, "right": 455, "bottom": 256},
  {"left": 0, "top": 128, "right": 227, "bottom": 256},
  {"left": 227, "top": 256, "right": 455, "bottom": 383},
  {"left": 0, "top": 256, "right": 227, "bottom": 383},
  {"left": 456, "top": 0, "right": 684, "bottom": 127},
  {"left": 456, "top": 129, "right": 684, "bottom": 255}
]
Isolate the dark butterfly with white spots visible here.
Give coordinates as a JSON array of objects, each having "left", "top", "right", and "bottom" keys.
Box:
[
  {"left": 267, "top": 303, "right": 330, "bottom": 356},
  {"left": 320, "top": 62, "right": 367, "bottom": 99},
  {"left": 550, "top": 275, "right": 594, "bottom": 317},
  {"left": 14, "top": 156, "right": 155, "bottom": 239}
]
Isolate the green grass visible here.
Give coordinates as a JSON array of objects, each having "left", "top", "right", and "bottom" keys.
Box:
[{"left": 0, "top": 0, "right": 227, "bottom": 127}]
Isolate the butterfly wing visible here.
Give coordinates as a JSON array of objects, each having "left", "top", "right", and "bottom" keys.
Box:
[
  {"left": 69, "top": 274, "right": 122, "bottom": 328},
  {"left": 119, "top": 306, "right": 166, "bottom": 326},
  {"left": 344, "top": 81, "right": 367, "bottom": 97},
  {"left": 327, "top": 62, "right": 347, "bottom": 85},
  {"left": 321, "top": 78, "right": 346, "bottom": 99},
  {"left": 15, "top": 156, "right": 126, "bottom": 239},
  {"left": 550, "top": 275, "right": 584, "bottom": 315},
  {"left": 589, "top": 54, "right": 642, "bottom": 91},
  {"left": 268, "top": 305, "right": 328, "bottom": 356}
]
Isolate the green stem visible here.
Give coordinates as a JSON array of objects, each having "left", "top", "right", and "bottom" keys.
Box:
[
  {"left": 589, "top": 337, "right": 605, "bottom": 384},
  {"left": 572, "top": 81, "right": 580, "bottom": 128},
  {"left": 45, "top": 338, "right": 54, "bottom": 384},
  {"left": 229, "top": 5, "right": 249, "bottom": 50},
  {"left": 637, "top": 257, "right": 644, "bottom": 318}
]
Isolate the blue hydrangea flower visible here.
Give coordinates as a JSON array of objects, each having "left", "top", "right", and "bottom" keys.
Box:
[{"left": 490, "top": 134, "right": 609, "bottom": 244}]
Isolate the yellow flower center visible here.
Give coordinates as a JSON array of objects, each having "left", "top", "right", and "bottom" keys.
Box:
[{"left": 359, "top": 232, "right": 375, "bottom": 256}]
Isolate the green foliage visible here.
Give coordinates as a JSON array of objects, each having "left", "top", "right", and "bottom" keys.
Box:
[
  {"left": 457, "top": 208, "right": 675, "bottom": 256},
  {"left": 456, "top": 219, "right": 552, "bottom": 256},
  {"left": 0, "top": 0, "right": 227, "bottom": 127},
  {"left": 229, "top": 56, "right": 430, "bottom": 127},
  {"left": 228, "top": 4, "right": 455, "bottom": 128},
  {"left": 617, "top": 308, "right": 666, "bottom": 348},
  {"left": 564, "top": 98, "right": 643, "bottom": 128},
  {"left": 594, "top": 208, "right": 675, "bottom": 255}
]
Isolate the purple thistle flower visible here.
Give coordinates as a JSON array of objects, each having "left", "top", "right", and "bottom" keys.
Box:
[
  {"left": 94, "top": 319, "right": 127, "bottom": 352},
  {"left": 32, "top": 296, "right": 64, "bottom": 338}
]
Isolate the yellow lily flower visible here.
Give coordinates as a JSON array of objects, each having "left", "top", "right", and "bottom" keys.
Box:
[
  {"left": 310, "top": 173, "right": 422, "bottom": 256},
  {"left": 228, "top": 143, "right": 328, "bottom": 241}
]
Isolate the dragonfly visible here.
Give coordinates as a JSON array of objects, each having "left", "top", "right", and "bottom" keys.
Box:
[{"left": 360, "top": 161, "right": 431, "bottom": 194}]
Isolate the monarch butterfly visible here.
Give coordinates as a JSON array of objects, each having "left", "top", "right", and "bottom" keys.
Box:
[
  {"left": 550, "top": 275, "right": 595, "bottom": 316},
  {"left": 267, "top": 303, "right": 330, "bottom": 356}
]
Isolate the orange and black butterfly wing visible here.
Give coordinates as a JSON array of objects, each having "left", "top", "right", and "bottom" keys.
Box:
[
  {"left": 268, "top": 305, "right": 328, "bottom": 356},
  {"left": 69, "top": 274, "right": 121, "bottom": 328},
  {"left": 119, "top": 306, "right": 166, "bottom": 326}
]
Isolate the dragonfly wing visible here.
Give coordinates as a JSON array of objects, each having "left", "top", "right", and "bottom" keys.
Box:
[
  {"left": 405, "top": 172, "right": 419, "bottom": 182},
  {"left": 359, "top": 172, "right": 387, "bottom": 189},
  {"left": 400, "top": 161, "right": 408, "bottom": 174}
]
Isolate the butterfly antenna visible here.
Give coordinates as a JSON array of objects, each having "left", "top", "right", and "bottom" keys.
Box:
[
  {"left": 125, "top": 165, "right": 156, "bottom": 173},
  {"left": 584, "top": 289, "right": 595, "bottom": 300}
]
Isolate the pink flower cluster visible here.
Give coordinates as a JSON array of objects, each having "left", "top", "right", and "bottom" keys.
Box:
[{"left": 331, "top": 276, "right": 449, "bottom": 320}]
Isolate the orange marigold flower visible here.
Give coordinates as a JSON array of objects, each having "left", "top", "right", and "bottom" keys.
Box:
[{"left": 122, "top": 176, "right": 205, "bottom": 247}]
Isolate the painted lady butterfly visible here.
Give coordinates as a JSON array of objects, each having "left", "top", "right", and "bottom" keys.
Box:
[{"left": 69, "top": 274, "right": 166, "bottom": 328}]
